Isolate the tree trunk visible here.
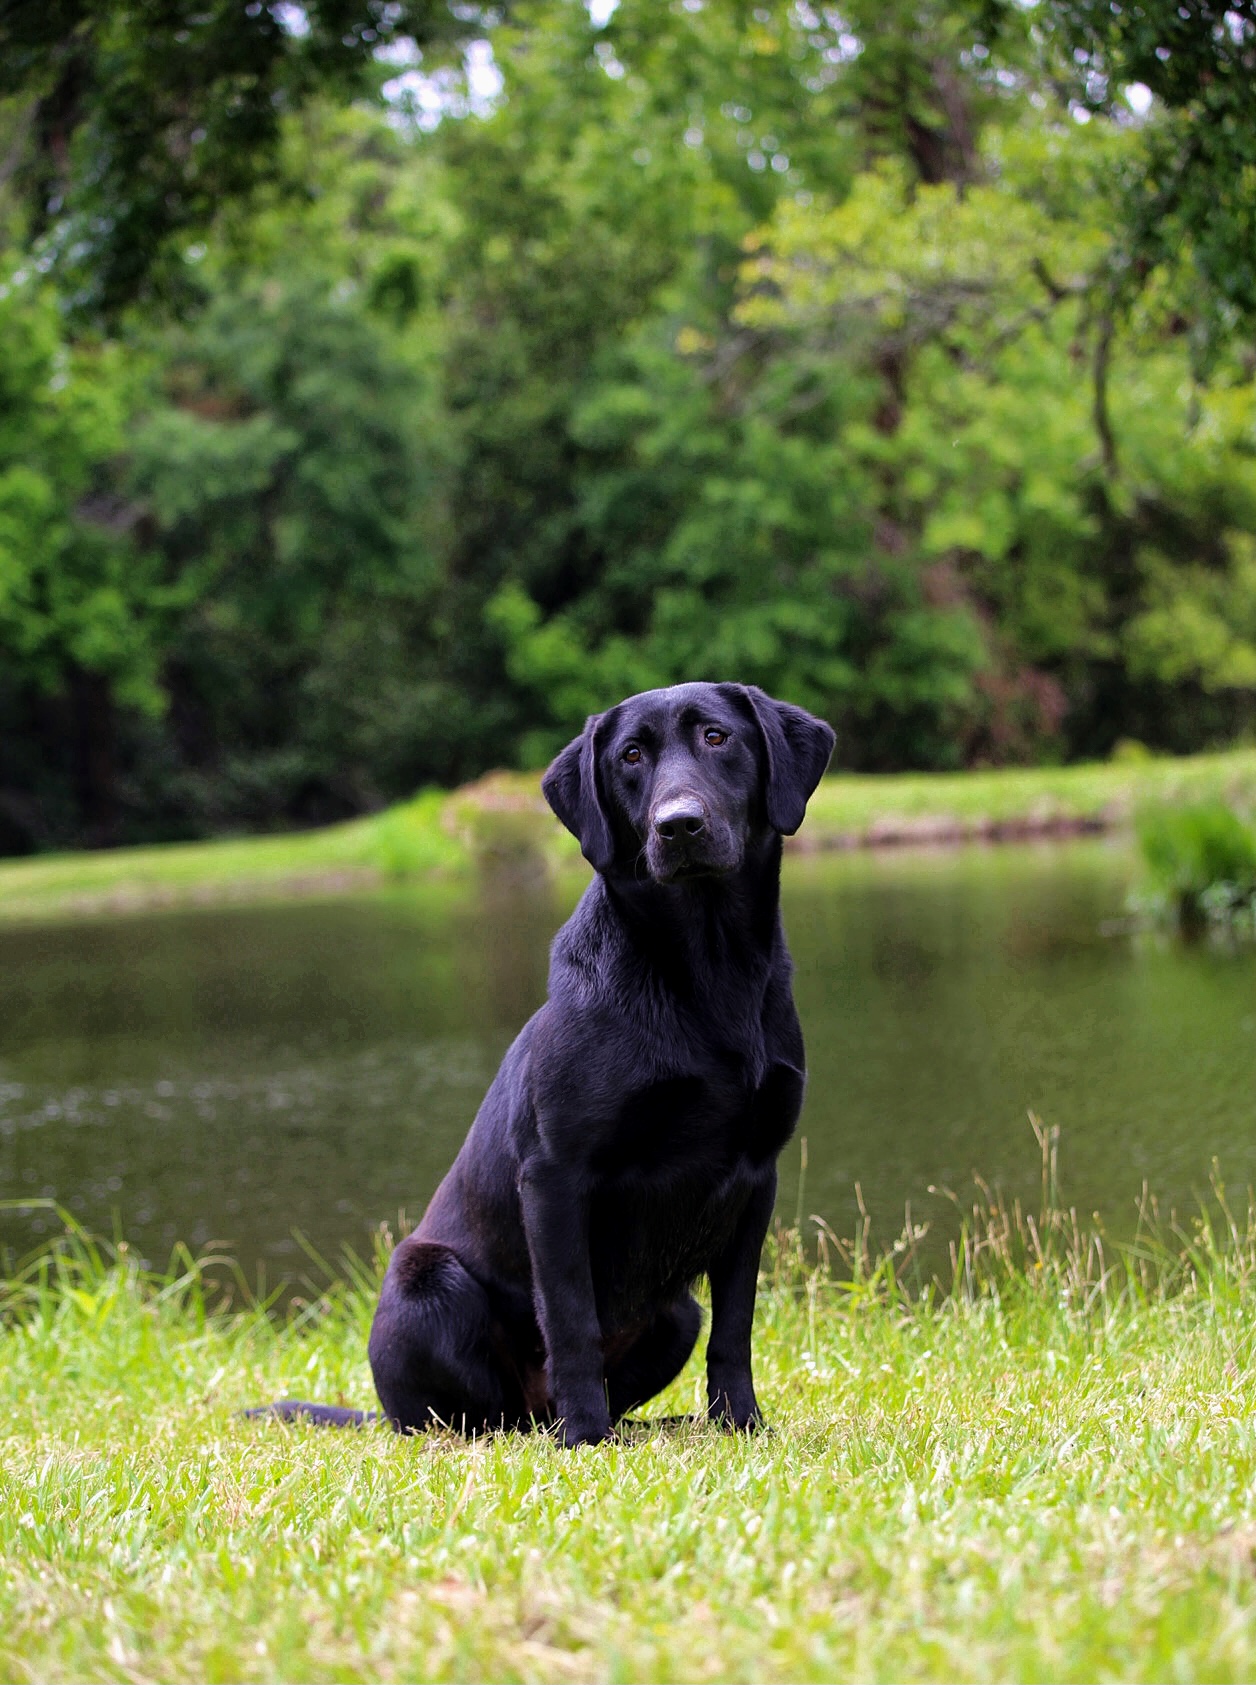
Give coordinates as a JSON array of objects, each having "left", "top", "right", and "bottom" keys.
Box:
[{"left": 69, "top": 665, "right": 119, "bottom": 846}]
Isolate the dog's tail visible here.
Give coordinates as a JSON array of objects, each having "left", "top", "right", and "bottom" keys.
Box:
[{"left": 242, "top": 1399, "right": 379, "bottom": 1428}]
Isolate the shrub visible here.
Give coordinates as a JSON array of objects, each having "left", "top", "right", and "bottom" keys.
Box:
[{"left": 1135, "top": 798, "right": 1256, "bottom": 934}]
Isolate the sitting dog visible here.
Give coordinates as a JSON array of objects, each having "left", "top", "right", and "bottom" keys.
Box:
[{"left": 256, "top": 682, "right": 833, "bottom": 1444}]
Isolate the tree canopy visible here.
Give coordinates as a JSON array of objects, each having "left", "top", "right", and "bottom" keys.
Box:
[
  {"left": 0, "top": 0, "right": 482, "bottom": 316},
  {"left": 1, "top": 0, "right": 1255, "bottom": 850}
]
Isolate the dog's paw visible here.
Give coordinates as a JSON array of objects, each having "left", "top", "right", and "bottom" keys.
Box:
[
  {"left": 555, "top": 1411, "right": 613, "bottom": 1448},
  {"left": 710, "top": 1410, "right": 767, "bottom": 1434},
  {"left": 706, "top": 1389, "right": 766, "bottom": 1433}
]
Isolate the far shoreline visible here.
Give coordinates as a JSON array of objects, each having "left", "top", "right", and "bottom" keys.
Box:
[{"left": 1, "top": 747, "right": 1254, "bottom": 926}]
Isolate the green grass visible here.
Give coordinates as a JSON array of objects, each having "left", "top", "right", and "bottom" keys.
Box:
[
  {"left": 800, "top": 745, "right": 1256, "bottom": 846},
  {"left": 3, "top": 749, "right": 1256, "bottom": 925},
  {"left": 0, "top": 790, "right": 468, "bottom": 925},
  {"left": 4, "top": 1177, "right": 1256, "bottom": 1684}
]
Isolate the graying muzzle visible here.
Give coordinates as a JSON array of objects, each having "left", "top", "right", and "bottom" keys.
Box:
[{"left": 651, "top": 795, "right": 708, "bottom": 841}]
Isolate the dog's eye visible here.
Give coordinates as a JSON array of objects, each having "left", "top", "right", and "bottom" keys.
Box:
[
  {"left": 703, "top": 727, "right": 729, "bottom": 747},
  {"left": 623, "top": 744, "right": 643, "bottom": 764}
]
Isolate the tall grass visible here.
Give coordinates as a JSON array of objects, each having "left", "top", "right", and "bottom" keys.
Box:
[{"left": 777, "top": 1115, "right": 1256, "bottom": 1321}]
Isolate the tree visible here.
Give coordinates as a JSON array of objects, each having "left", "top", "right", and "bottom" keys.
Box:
[
  {"left": 0, "top": 105, "right": 452, "bottom": 847},
  {"left": 993, "top": 0, "right": 1256, "bottom": 338},
  {"left": 0, "top": 0, "right": 481, "bottom": 317},
  {"left": 745, "top": 107, "right": 1256, "bottom": 757},
  {"left": 0, "top": 283, "right": 170, "bottom": 844},
  {"left": 423, "top": 0, "right": 1023, "bottom": 766},
  {"left": 5, "top": 0, "right": 1256, "bottom": 852}
]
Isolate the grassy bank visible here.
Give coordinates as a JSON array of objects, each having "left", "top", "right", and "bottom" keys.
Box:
[
  {"left": 3, "top": 1187, "right": 1256, "bottom": 1683},
  {"left": 803, "top": 746, "right": 1256, "bottom": 847},
  {"left": 3, "top": 749, "right": 1256, "bottom": 925}
]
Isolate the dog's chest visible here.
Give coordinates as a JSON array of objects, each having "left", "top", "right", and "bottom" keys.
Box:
[
  {"left": 586, "top": 1062, "right": 801, "bottom": 1323},
  {"left": 591, "top": 1054, "right": 801, "bottom": 1183}
]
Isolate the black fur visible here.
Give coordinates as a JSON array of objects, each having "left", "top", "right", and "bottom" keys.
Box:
[{"left": 253, "top": 682, "right": 834, "bottom": 1445}]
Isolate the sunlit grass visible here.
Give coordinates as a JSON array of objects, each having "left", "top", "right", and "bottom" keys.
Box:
[{"left": 4, "top": 1162, "right": 1256, "bottom": 1684}]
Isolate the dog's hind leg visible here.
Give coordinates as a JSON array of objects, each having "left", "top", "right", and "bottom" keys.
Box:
[
  {"left": 368, "top": 1237, "right": 510, "bottom": 1435},
  {"left": 605, "top": 1295, "right": 702, "bottom": 1421}
]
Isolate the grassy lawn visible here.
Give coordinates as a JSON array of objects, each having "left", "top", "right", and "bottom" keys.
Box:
[
  {"left": 2, "top": 747, "right": 1256, "bottom": 926},
  {"left": 3, "top": 1194, "right": 1256, "bottom": 1684}
]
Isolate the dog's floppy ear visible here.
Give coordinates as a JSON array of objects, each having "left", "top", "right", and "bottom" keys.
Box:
[
  {"left": 733, "top": 685, "right": 836, "bottom": 836},
  {"left": 542, "top": 713, "right": 615, "bottom": 872}
]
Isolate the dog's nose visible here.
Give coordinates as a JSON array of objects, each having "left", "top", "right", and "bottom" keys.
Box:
[{"left": 653, "top": 797, "right": 707, "bottom": 841}]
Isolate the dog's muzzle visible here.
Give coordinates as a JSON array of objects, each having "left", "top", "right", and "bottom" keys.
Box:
[
  {"left": 646, "top": 794, "right": 738, "bottom": 881},
  {"left": 652, "top": 795, "right": 707, "bottom": 844}
]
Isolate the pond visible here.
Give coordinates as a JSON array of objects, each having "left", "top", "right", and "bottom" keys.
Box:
[{"left": 2, "top": 839, "right": 1254, "bottom": 1286}]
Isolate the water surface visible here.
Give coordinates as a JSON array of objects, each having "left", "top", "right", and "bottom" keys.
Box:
[{"left": 1, "top": 841, "right": 1253, "bottom": 1280}]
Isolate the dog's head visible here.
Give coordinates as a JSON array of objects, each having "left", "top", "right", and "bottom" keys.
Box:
[{"left": 542, "top": 682, "right": 835, "bottom": 882}]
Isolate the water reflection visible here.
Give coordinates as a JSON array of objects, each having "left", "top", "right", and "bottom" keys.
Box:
[
  {"left": 1, "top": 841, "right": 1253, "bottom": 1281},
  {"left": 784, "top": 843, "right": 1256, "bottom": 1251}
]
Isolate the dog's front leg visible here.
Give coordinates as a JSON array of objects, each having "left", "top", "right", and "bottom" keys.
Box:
[
  {"left": 519, "top": 1153, "right": 611, "bottom": 1446},
  {"left": 706, "top": 1172, "right": 776, "bottom": 1431}
]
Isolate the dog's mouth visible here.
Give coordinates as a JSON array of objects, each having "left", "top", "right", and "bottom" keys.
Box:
[
  {"left": 653, "top": 859, "right": 731, "bottom": 885},
  {"left": 645, "top": 839, "right": 742, "bottom": 885}
]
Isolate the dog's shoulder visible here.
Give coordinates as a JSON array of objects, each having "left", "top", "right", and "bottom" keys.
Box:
[{"left": 547, "top": 876, "right": 625, "bottom": 976}]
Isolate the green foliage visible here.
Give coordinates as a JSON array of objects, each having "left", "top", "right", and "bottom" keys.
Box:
[
  {"left": 0, "top": 0, "right": 471, "bottom": 318},
  {"left": 4, "top": 1, "right": 1256, "bottom": 847},
  {"left": 0, "top": 105, "right": 466, "bottom": 844},
  {"left": 0, "top": 284, "right": 164, "bottom": 708},
  {"left": 1017, "top": 0, "right": 1256, "bottom": 340},
  {"left": 1136, "top": 798, "right": 1256, "bottom": 933},
  {"left": 743, "top": 100, "right": 1256, "bottom": 760},
  {"left": 1139, "top": 798, "right": 1256, "bottom": 893},
  {"left": 1122, "top": 536, "right": 1256, "bottom": 691}
]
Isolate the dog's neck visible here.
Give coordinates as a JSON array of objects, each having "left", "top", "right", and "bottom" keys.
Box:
[{"left": 600, "top": 829, "right": 785, "bottom": 995}]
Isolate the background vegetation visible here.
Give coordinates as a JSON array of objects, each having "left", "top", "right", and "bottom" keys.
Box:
[{"left": 2, "top": 0, "right": 1256, "bottom": 853}]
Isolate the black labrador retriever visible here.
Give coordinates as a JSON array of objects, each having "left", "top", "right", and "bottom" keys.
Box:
[{"left": 256, "top": 682, "right": 833, "bottom": 1445}]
